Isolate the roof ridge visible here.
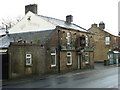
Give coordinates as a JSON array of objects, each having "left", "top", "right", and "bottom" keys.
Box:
[
  {"left": 37, "top": 14, "right": 87, "bottom": 32},
  {"left": 38, "top": 14, "right": 65, "bottom": 22}
]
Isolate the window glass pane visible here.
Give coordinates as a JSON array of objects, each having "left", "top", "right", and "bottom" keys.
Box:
[
  {"left": 51, "top": 55, "right": 55, "bottom": 65},
  {"left": 67, "top": 57, "right": 71, "bottom": 64},
  {"left": 67, "top": 32, "right": 71, "bottom": 45},
  {"left": 86, "top": 36, "right": 88, "bottom": 46},
  {"left": 67, "top": 52, "right": 71, "bottom": 55},
  {"left": 26, "top": 58, "right": 30, "bottom": 64},
  {"left": 80, "top": 35, "right": 86, "bottom": 46},
  {"left": 105, "top": 37, "right": 110, "bottom": 45},
  {"left": 26, "top": 55, "right": 31, "bottom": 57},
  {"left": 82, "top": 54, "right": 89, "bottom": 64}
]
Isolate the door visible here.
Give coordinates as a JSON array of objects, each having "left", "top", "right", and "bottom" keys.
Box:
[
  {"left": 78, "top": 54, "right": 81, "bottom": 69},
  {"left": 109, "top": 54, "right": 114, "bottom": 64},
  {"left": 1, "top": 53, "right": 9, "bottom": 80}
]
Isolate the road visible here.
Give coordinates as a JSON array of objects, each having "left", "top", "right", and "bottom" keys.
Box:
[{"left": 2, "top": 63, "right": 119, "bottom": 88}]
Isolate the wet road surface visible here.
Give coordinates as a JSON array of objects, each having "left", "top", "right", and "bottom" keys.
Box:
[{"left": 2, "top": 63, "right": 119, "bottom": 88}]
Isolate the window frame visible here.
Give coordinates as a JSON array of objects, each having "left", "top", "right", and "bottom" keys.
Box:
[
  {"left": 80, "top": 35, "right": 86, "bottom": 47},
  {"left": 85, "top": 36, "right": 89, "bottom": 46},
  {"left": 51, "top": 50, "right": 56, "bottom": 67},
  {"left": 82, "top": 52, "right": 89, "bottom": 64},
  {"left": 105, "top": 37, "right": 110, "bottom": 45},
  {"left": 66, "top": 32, "right": 71, "bottom": 45},
  {"left": 26, "top": 54, "right": 32, "bottom": 66},
  {"left": 66, "top": 52, "right": 72, "bottom": 65}
]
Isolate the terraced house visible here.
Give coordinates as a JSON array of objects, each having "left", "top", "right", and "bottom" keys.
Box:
[
  {"left": 1, "top": 4, "right": 94, "bottom": 79},
  {"left": 88, "top": 23, "right": 119, "bottom": 64}
]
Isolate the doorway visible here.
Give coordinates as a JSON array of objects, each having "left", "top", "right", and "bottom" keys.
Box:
[
  {"left": 78, "top": 54, "right": 81, "bottom": 69},
  {"left": 1, "top": 53, "right": 9, "bottom": 80}
]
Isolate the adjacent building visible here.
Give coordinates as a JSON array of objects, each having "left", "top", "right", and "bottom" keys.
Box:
[{"left": 88, "top": 22, "right": 119, "bottom": 63}]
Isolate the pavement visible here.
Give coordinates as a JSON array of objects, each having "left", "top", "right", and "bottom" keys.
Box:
[{"left": 2, "top": 63, "right": 118, "bottom": 87}]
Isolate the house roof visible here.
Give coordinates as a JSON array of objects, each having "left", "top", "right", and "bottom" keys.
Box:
[
  {"left": 0, "top": 28, "right": 6, "bottom": 36},
  {"left": 9, "top": 29, "right": 55, "bottom": 44},
  {"left": 0, "top": 35, "right": 14, "bottom": 48},
  {"left": 0, "top": 29, "right": 55, "bottom": 48},
  {"left": 39, "top": 15, "right": 88, "bottom": 32},
  {"left": 8, "top": 11, "right": 89, "bottom": 34}
]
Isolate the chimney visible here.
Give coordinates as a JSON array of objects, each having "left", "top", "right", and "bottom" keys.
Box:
[
  {"left": 66, "top": 15, "right": 73, "bottom": 24},
  {"left": 99, "top": 21, "right": 105, "bottom": 29},
  {"left": 91, "top": 23, "right": 97, "bottom": 28},
  {"left": 25, "top": 4, "right": 38, "bottom": 14}
]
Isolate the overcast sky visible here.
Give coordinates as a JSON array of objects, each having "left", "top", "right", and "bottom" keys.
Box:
[{"left": 0, "top": 0, "right": 119, "bottom": 36}]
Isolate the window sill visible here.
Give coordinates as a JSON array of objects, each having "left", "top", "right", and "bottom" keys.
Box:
[
  {"left": 85, "top": 62, "right": 89, "bottom": 65},
  {"left": 51, "top": 65, "right": 56, "bottom": 67},
  {"left": 66, "top": 63, "right": 72, "bottom": 66}
]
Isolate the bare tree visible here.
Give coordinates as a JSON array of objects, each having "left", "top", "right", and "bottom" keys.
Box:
[{"left": 0, "top": 16, "right": 23, "bottom": 29}]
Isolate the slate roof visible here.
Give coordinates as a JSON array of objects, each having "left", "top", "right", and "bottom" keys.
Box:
[
  {"left": 0, "top": 29, "right": 55, "bottom": 48},
  {"left": 0, "top": 28, "right": 6, "bottom": 36},
  {"left": 0, "top": 35, "right": 14, "bottom": 48},
  {"left": 39, "top": 15, "right": 88, "bottom": 32},
  {"left": 9, "top": 29, "right": 55, "bottom": 44}
]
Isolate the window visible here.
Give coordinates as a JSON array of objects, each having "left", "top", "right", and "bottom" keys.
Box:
[
  {"left": 105, "top": 37, "right": 110, "bottom": 45},
  {"left": 66, "top": 32, "right": 71, "bottom": 45},
  {"left": 82, "top": 52, "right": 89, "bottom": 64},
  {"left": 51, "top": 50, "right": 56, "bottom": 67},
  {"left": 26, "top": 54, "right": 32, "bottom": 66},
  {"left": 80, "top": 35, "right": 85, "bottom": 47},
  {"left": 67, "top": 52, "right": 72, "bottom": 65},
  {"left": 85, "top": 36, "right": 89, "bottom": 46}
]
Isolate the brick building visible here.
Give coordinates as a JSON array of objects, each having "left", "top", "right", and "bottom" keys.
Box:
[{"left": 1, "top": 4, "right": 94, "bottom": 79}]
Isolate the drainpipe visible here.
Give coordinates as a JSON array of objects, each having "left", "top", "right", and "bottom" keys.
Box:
[{"left": 58, "top": 29, "right": 60, "bottom": 73}]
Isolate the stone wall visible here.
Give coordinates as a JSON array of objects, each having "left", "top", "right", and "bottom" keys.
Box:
[
  {"left": 88, "top": 25, "right": 115, "bottom": 62},
  {"left": 8, "top": 43, "right": 46, "bottom": 79}
]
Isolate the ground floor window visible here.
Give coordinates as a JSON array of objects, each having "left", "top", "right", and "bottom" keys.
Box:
[
  {"left": 26, "top": 54, "right": 32, "bottom": 66},
  {"left": 67, "top": 52, "right": 72, "bottom": 65},
  {"left": 51, "top": 50, "right": 56, "bottom": 67},
  {"left": 82, "top": 52, "right": 89, "bottom": 64}
]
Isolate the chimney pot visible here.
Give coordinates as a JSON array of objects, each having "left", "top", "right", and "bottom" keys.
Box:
[
  {"left": 99, "top": 21, "right": 105, "bottom": 29},
  {"left": 25, "top": 4, "right": 38, "bottom": 14},
  {"left": 66, "top": 15, "right": 73, "bottom": 24},
  {"left": 91, "top": 23, "right": 97, "bottom": 28}
]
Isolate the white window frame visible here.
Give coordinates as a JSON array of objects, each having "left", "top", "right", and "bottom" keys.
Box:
[
  {"left": 85, "top": 53, "right": 89, "bottom": 64},
  {"left": 26, "top": 54, "right": 32, "bottom": 66},
  {"left": 105, "top": 37, "right": 110, "bottom": 45},
  {"left": 51, "top": 50, "right": 56, "bottom": 67},
  {"left": 85, "top": 36, "right": 89, "bottom": 46},
  {"left": 66, "top": 32, "right": 71, "bottom": 45},
  {"left": 66, "top": 52, "right": 72, "bottom": 65}
]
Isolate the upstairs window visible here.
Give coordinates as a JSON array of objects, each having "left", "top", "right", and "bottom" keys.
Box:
[
  {"left": 85, "top": 36, "right": 89, "bottom": 46},
  {"left": 80, "top": 35, "right": 86, "bottom": 47},
  {"left": 26, "top": 54, "right": 32, "bottom": 66},
  {"left": 105, "top": 37, "right": 110, "bottom": 45},
  {"left": 66, "top": 32, "right": 71, "bottom": 45},
  {"left": 51, "top": 50, "right": 56, "bottom": 67},
  {"left": 66, "top": 52, "right": 72, "bottom": 65}
]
